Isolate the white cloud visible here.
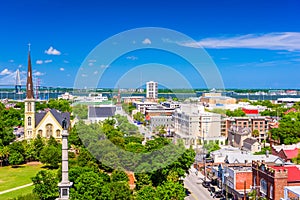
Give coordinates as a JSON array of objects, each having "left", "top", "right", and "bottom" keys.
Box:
[
  {"left": 36, "top": 60, "right": 43, "bottom": 64},
  {"left": 142, "top": 38, "right": 151, "bottom": 45},
  {"left": 0, "top": 68, "right": 12, "bottom": 75},
  {"left": 45, "top": 46, "right": 61, "bottom": 55},
  {"left": 9, "top": 59, "right": 14, "bottom": 63},
  {"left": 33, "top": 71, "right": 44, "bottom": 76},
  {"left": 81, "top": 74, "right": 87, "bottom": 77},
  {"left": 63, "top": 60, "right": 69, "bottom": 63},
  {"left": 126, "top": 56, "right": 138, "bottom": 60},
  {"left": 44, "top": 59, "right": 53, "bottom": 63},
  {"left": 60, "top": 68, "right": 65, "bottom": 71},
  {"left": 88, "top": 63, "right": 94, "bottom": 67},
  {"left": 94, "top": 70, "right": 98, "bottom": 75},
  {"left": 36, "top": 59, "right": 53, "bottom": 64},
  {"left": 180, "top": 32, "right": 300, "bottom": 51},
  {"left": 88, "top": 59, "right": 97, "bottom": 63}
]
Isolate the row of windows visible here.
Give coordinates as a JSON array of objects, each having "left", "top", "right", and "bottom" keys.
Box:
[{"left": 27, "top": 121, "right": 61, "bottom": 137}]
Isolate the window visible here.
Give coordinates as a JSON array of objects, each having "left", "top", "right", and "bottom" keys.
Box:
[
  {"left": 28, "top": 102, "right": 31, "bottom": 112},
  {"left": 56, "top": 130, "right": 61, "bottom": 137},
  {"left": 270, "top": 184, "right": 273, "bottom": 199},
  {"left": 253, "top": 176, "right": 256, "bottom": 187},
  {"left": 28, "top": 117, "right": 31, "bottom": 126},
  {"left": 46, "top": 124, "right": 53, "bottom": 137},
  {"left": 38, "top": 130, "right": 42, "bottom": 137},
  {"left": 260, "top": 179, "right": 267, "bottom": 194}
]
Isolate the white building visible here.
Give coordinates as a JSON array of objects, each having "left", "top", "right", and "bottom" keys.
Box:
[
  {"left": 146, "top": 81, "right": 158, "bottom": 99},
  {"left": 133, "top": 101, "right": 158, "bottom": 114},
  {"left": 173, "top": 104, "right": 224, "bottom": 146},
  {"left": 74, "top": 93, "right": 108, "bottom": 103}
]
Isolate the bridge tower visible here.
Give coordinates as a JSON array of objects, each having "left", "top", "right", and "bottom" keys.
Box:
[{"left": 15, "top": 69, "right": 22, "bottom": 94}]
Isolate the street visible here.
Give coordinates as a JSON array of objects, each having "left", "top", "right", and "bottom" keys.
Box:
[{"left": 184, "top": 168, "right": 215, "bottom": 200}]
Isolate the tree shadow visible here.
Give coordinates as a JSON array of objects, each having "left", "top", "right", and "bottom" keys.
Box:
[
  {"left": 11, "top": 165, "right": 25, "bottom": 168},
  {"left": 41, "top": 165, "right": 59, "bottom": 170}
]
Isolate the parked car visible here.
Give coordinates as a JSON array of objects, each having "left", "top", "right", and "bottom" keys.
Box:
[
  {"left": 208, "top": 186, "right": 216, "bottom": 193},
  {"left": 202, "top": 181, "right": 210, "bottom": 188},
  {"left": 213, "top": 191, "right": 224, "bottom": 198}
]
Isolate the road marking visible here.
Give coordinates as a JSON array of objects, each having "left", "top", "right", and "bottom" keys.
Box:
[{"left": 184, "top": 177, "right": 199, "bottom": 200}]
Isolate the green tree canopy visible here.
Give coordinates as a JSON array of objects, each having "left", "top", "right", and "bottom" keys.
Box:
[
  {"left": 271, "top": 112, "right": 300, "bottom": 144},
  {"left": 32, "top": 170, "right": 59, "bottom": 200},
  {"left": 226, "top": 108, "right": 246, "bottom": 117},
  {"left": 40, "top": 145, "right": 61, "bottom": 168}
]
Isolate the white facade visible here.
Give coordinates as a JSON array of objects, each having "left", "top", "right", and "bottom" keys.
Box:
[
  {"left": 173, "top": 104, "right": 223, "bottom": 146},
  {"left": 199, "top": 112, "right": 222, "bottom": 140},
  {"left": 146, "top": 81, "right": 158, "bottom": 99},
  {"left": 133, "top": 101, "right": 158, "bottom": 114}
]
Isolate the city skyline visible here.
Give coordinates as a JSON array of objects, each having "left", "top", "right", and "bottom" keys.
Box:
[{"left": 0, "top": 0, "right": 300, "bottom": 89}]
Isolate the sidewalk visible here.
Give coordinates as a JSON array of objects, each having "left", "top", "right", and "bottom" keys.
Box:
[{"left": 0, "top": 183, "right": 33, "bottom": 195}]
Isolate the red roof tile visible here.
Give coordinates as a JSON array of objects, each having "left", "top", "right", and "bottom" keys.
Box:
[
  {"left": 283, "top": 148, "right": 299, "bottom": 159},
  {"left": 270, "top": 165, "right": 300, "bottom": 182}
]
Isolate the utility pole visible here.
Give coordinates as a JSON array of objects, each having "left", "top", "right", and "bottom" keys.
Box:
[
  {"left": 244, "top": 181, "right": 246, "bottom": 200},
  {"left": 203, "top": 130, "right": 206, "bottom": 181}
]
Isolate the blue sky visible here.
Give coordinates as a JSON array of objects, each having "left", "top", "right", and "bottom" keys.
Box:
[{"left": 0, "top": 0, "right": 300, "bottom": 89}]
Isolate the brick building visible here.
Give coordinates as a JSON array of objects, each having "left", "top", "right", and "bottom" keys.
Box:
[
  {"left": 224, "top": 117, "right": 271, "bottom": 142},
  {"left": 252, "top": 161, "right": 300, "bottom": 200},
  {"left": 223, "top": 166, "right": 252, "bottom": 199}
]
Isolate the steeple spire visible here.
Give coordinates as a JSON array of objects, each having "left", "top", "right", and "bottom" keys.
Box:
[{"left": 26, "top": 43, "right": 34, "bottom": 99}]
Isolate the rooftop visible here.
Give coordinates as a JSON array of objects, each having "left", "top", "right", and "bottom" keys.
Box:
[{"left": 270, "top": 165, "right": 300, "bottom": 182}]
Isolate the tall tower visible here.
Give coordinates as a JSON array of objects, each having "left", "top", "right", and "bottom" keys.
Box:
[
  {"left": 24, "top": 44, "right": 36, "bottom": 140},
  {"left": 146, "top": 81, "right": 158, "bottom": 99},
  {"left": 57, "top": 120, "right": 72, "bottom": 200}
]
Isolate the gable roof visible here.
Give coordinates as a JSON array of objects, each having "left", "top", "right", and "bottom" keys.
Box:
[
  {"left": 88, "top": 106, "right": 116, "bottom": 118},
  {"left": 283, "top": 148, "right": 299, "bottom": 159},
  {"left": 243, "top": 138, "right": 258, "bottom": 145},
  {"left": 35, "top": 109, "right": 70, "bottom": 128}
]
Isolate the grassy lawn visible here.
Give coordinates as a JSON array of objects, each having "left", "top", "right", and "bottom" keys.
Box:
[
  {"left": 0, "top": 163, "right": 44, "bottom": 192},
  {"left": 0, "top": 185, "right": 34, "bottom": 200}
]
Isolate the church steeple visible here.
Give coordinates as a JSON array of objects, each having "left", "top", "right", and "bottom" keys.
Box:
[
  {"left": 26, "top": 43, "right": 34, "bottom": 99},
  {"left": 24, "top": 44, "right": 36, "bottom": 140}
]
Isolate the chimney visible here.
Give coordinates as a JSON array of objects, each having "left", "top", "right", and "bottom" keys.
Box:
[{"left": 266, "top": 150, "right": 269, "bottom": 158}]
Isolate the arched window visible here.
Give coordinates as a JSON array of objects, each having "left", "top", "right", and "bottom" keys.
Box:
[
  {"left": 56, "top": 130, "right": 61, "bottom": 137},
  {"left": 38, "top": 130, "right": 42, "bottom": 137},
  {"left": 46, "top": 124, "right": 53, "bottom": 138},
  {"left": 28, "top": 117, "right": 31, "bottom": 126},
  {"left": 28, "top": 102, "right": 31, "bottom": 112},
  {"left": 260, "top": 178, "right": 267, "bottom": 194}
]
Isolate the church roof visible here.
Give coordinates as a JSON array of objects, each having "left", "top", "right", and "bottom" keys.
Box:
[
  {"left": 35, "top": 109, "right": 70, "bottom": 128},
  {"left": 26, "top": 48, "right": 34, "bottom": 99}
]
